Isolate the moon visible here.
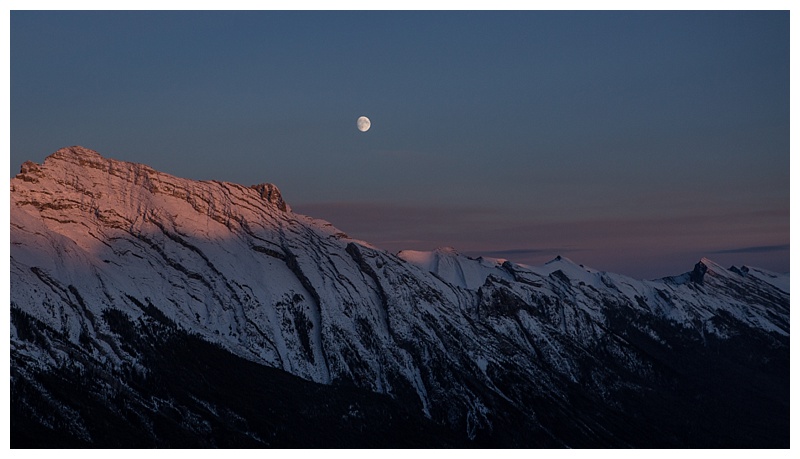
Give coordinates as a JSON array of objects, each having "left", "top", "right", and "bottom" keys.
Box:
[{"left": 357, "top": 116, "right": 371, "bottom": 132}]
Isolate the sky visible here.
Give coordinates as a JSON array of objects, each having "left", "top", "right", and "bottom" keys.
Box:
[{"left": 9, "top": 10, "right": 790, "bottom": 279}]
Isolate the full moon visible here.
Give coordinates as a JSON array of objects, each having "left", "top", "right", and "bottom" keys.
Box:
[{"left": 357, "top": 116, "right": 371, "bottom": 132}]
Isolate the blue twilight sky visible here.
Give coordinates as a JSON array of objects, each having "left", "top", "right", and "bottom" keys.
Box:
[{"left": 10, "top": 10, "right": 790, "bottom": 279}]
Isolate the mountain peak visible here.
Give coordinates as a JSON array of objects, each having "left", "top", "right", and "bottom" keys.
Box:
[
  {"left": 689, "top": 260, "right": 709, "bottom": 285},
  {"left": 691, "top": 257, "right": 748, "bottom": 286},
  {"left": 49, "top": 145, "right": 104, "bottom": 161},
  {"left": 12, "top": 146, "right": 294, "bottom": 236},
  {"left": 15, "top": 146, "right": 106, "bottom": 182},
  {"left": 545, "top": 255, "right": 578, "bottom": 266},
  {"left": 698, "top": 256, "right": 720, "bottom": 268},
  {"left": 28, "top": 145, "right": 160, "bottom": 186}
]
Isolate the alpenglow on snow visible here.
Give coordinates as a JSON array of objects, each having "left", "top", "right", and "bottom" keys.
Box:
[{"left": 10, "top": 147, "right": 789, "bottom": 447}]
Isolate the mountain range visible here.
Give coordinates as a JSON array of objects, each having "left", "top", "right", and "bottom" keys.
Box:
[{"left": 10, "top": 146, "right": 790, "bottom": 447}]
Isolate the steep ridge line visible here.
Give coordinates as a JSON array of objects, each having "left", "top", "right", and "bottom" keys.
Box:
[{"left": 10, "top": 146, "right": 790, "bottom": 447}]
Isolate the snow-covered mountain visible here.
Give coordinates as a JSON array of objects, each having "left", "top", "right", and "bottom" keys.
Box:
[{"left": 10, "top": 147, "right": 789, "bottom": 447}]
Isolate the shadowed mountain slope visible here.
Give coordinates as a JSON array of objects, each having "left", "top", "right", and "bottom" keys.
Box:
[{"left": 10, "top": 147, "right": 789, "bottom": 447}]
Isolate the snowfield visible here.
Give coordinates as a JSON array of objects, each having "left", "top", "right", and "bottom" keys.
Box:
[{"left": 10, "top": 147, "right": 790, "bottom": 447}]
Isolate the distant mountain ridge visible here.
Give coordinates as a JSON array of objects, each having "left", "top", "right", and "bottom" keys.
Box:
[{"left": 10, "top": 147, "right": 789, "bottom": 447}]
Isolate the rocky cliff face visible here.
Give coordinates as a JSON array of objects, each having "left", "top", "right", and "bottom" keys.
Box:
[{"left": 10, "top": 147, "right": 789, "bottom": 447}]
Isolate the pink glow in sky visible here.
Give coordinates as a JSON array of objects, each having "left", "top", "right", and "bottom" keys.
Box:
[{"left": 293, "top": 202, "right": 788, "bottom": 279}]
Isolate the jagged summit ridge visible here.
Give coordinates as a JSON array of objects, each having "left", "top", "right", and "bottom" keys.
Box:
[
  {"left": 10, "top": 147, "right": 790, "bottom": 447},
  {"left": 14, "top": 146, "right": 290, "bottom": 216}
]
